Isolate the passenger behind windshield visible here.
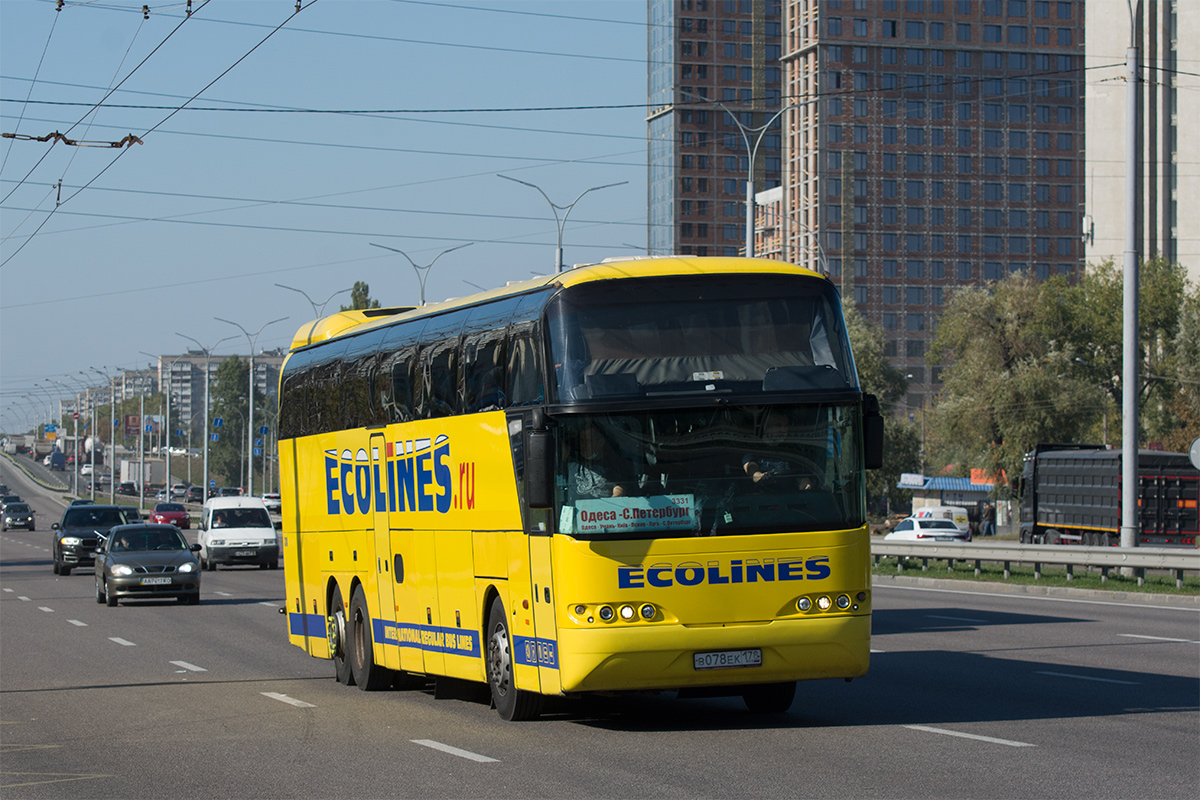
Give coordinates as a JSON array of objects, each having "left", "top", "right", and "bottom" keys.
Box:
[
  {"left": 567, "top": 422, "right": 629, "bottom": 500},
  {"left": 215, "top": 508, "right": 273, "bottom": 528}
]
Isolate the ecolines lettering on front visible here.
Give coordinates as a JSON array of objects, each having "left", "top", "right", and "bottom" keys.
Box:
[
  {"left": 617, "top": 556, "right": 832, "bottom": 589},
  {"left": 324, "top": 435, "right": 453, "bottom": 516}
]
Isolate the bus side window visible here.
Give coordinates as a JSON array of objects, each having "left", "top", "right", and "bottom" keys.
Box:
[
  {"left": 417, "top": 310, "right": 470, "bottom": 419},
  {"left": 507, "top": 292, "right": 548, "bottom": 407}
]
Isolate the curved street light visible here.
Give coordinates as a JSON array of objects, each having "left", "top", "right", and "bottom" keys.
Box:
[
  {"left": 497, "top": 175, "right": 627, "bottom": 272},
  {"left": 177, "top": 333, "right": 237, "bottom": 504},
  {"left": 275, "top": 284, "right": 351, "bottom": 345},
  {"left": 215, "top": 316, "right": 288, "bottom": 497},
  {"left": 369, "top": 242, "right": 472, "bottom": 306}
]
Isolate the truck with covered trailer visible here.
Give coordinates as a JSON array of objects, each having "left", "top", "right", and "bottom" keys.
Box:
[{"left": 1018, "top": 444, "right": 1199, "bottom": 547}]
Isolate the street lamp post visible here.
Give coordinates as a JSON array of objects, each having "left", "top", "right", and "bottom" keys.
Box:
[
  {"left": 497, "top": 175, "right": 627, "bottom": 272},
  {"left": 275, "top": 284, "right": 351, "bottom": 344},
  {"left": 89, "top": 367, "right": 116, "bottom": 503},
  {"left": 679, "top": 92, "right": 797, "bottom": 258},
  {"left": 215, "top": 316, "right": 288, "bottom": 498},
  {"left": 368, "top": 242, "right": 472, "bottom": 306},
  {"left": 177, "top": 333, "right": 236, "bottom": 505}
]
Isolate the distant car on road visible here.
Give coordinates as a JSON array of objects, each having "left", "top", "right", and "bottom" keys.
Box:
[
  {"left": 883, "top": 517, "right": 971, "bottom": 543},
  {"left": 151, "top": 502, "right": 191, "bottom": 529},
  {"left": 216, "top": 487, "right": 242, "bottom": 497},
  {"left": 171, "top": 484, "right": 189, "bottom": 499},
  {"left": 2, "top": 494, "right": 22, "bottom": 510},
  {"left": 2, "top": 502, "right": 35, "bottom": 531},
  {"left": 116, "top": 482, "right": 138, "bottom": 496},
  {"left": 260, "top": 492, "right": 281, "bottom": 513},
  {"left": 80, "top": 463, "right": 94, "bottom": 476},
  {"left": 186, "top": 486, "right": 205, "bottom": 503},
  {"left": 94, "top": 523, "right": 202, "bottom": 606}
]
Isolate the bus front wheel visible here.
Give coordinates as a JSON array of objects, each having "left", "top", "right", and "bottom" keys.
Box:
[
  {"left": 349, "top": 585, "right": 390, "bottom": 691},
  {"left": 485, "top": 597, "right": 542, "bottom": 721},
  {"left": 328, "top": 585, "right": 355, "bottom": 686}
]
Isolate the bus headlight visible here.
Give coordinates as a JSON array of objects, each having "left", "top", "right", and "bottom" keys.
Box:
[
  {"left": 618, "top": 605, "right": 635, "bottom": 621},
  {"left": 597, "top": 605, "right": 614, "bottom": 621},
  {"left": 836, "top": 594, "right": 851, "bottom": 609},
  {"left": 796, "top": 597, "right": 812, "bottom": 612},
  {"left": 639, "top": 604, "right": 656, "bottom": 620},
  {"left": 816, "top": 595, "right": 832, "bottom": 611}
]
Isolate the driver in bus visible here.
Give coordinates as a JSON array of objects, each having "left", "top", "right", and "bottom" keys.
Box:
[
  {"left": 742, "top": 408, "right": 819, "bottom": 492},
  {"left": 569, "top": 423, "right": 629, "bottom": 499}
]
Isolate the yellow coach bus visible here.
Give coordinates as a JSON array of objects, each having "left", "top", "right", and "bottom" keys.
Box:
[{"left": 278, "top": 256, "right": 883, "bottom": 720}]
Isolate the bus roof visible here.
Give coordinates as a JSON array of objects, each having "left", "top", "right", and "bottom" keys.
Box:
[{"left": 286, "top": 256, "right": 828, "bottom": 351}]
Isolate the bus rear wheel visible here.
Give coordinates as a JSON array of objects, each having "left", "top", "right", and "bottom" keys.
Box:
[
  {"left": 742, "top": 681, "right": 796, "bottom": 714},
  {"left": 328, "top": 584, "right": 354, "bottom": 686},
  {"left": 349, "top": 585, "right": 390, "bottom": 690},
  {"left": 485, "top": 597, "right": 541, "bottom": 721}
]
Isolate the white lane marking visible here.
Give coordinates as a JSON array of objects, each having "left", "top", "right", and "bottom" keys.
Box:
[
  {"left": 1118, "top": 633, "right": 1198, "bottom": 644},
  {"left": 904, "top": 725, "right": 1035, "bottom": 747},
  {"left": 877, "top": 583, "right": 1200, "bottom": 613},
  {"left": 68, "top": 619, "right": 87, "bottom": 627},
  {"left": 259, "top": 601, "right": 277, "bottom": 607},
  {"left": 214, "top": 591, "right": 233, "bottom": 597},
  {"left": 926, "top": 614, "right": 987, "bottom": 623},
  {"left": 18, "top": 596, "right": 30, "bottom": 601},
  {"left": 411, "top": 739, "right": 499, "bottom": 763},
  {"left": 38, "top": 606, "right": 54, "bottom": 613},
  {"left": 3, "top": 587, "right": 13, "bottom": 592},
  {"left": 262, "top": 692, "right": 315, "bottom": 708},
  {"left": 171, "top": 661, "right": 207, "bottom": 672},
  {"left": 870, "top": 649, "right": 885, "bottom": 653},
  {"left": 109, "top": 637, "right": 136, "bottom": 646},
  {"left": 1036, "top": 671, "right": 1139, "bottom": 685}
]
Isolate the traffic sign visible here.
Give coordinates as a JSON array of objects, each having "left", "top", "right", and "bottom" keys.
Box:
[
  {"left": 213, "top": 418, "right": 223, "bottom": 428},
  {"left": 253, "top": 448, "right": 262, "bottom": 456},
  {"left": 211, "top": 433, "right": 219, "bottom": 442}
]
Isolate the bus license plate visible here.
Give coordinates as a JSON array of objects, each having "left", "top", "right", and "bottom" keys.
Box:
[
  {"left": 694, "top": 649, "right": 761, "bottom": 671},
  {"left": 141, "top": 577, "right": 171, "bottom": 585}
]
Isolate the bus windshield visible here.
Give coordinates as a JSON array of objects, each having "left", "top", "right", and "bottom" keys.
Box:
[
  {"left": 554, "top": 404, "right": 866, "bottom": 539},
  {"left": 546, "top": 274, "right": 857, "bottom": 403}
]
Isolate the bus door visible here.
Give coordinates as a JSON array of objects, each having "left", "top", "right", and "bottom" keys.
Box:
[
  {"left": 527, "top": 531, "right": 561, "bottom": 694},
  {"left": 370, "top": 434, "right": 399, "bottom": 672}
]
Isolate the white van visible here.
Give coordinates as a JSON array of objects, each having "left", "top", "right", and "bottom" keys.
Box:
[
  {"left": 197, "top": 496, "right": 279, "bottom": 570},
  {"left": 913, "top": 505, "right": 971, "bottom": 538}
]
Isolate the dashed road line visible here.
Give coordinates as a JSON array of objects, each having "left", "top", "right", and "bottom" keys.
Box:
[
  {"left": 904, "top": 725, "right": 1035, "bottom": 748},
  {"left": 67, "top": 620, "right": 87, "bottom": 627},
  {"left": 108, "top": 637, "right": 136, "bottom": 647},
  {"left": 1036, "top": 670, "right": 1139, "bottom": 685},
  {"left": 1118, "top": 633, "right": 1198, "bottom": 644},
  {"left": 262, "top": 692, "right": 315, "bottom": 708},
  {"left": 171, "top": 661, "right": 207, "bottom": 672},
  {"left": 411, "top": 739, "right": 499, "bottom": 763},
  {"left": 37, "top": 606, "right": 53, "bottom": 613}
]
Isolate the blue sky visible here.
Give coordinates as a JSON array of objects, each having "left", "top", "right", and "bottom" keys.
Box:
[{"left": 0, "top": 0, "right": 647, "bottom": 429}]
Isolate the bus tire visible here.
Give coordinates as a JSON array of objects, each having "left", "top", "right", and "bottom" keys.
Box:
[
  {"left": 329, "top": 584, "right": 355, "bottom": 686},
  {"left": 742, "top": 681, "right": 796, "bottom": 714},
  {"left": 349, "top": 585, "right": 389, "bottom": 691},
  {"left": 485, "top": 597, "right": 541, "bottom": 721}
]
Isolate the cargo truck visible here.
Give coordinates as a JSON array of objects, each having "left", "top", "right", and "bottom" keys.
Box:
[
  {"left": 119, "top": 459, "right": 166, "bottom": 489},
  {"left": 1018, "top": 444, "right": 1199, "bottom": 547}
]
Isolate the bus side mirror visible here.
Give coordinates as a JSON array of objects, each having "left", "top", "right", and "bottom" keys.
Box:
[
  {"left": 526, "top": 411, "right": 554, "bottom": 509},
  {"left": 863, "top": 394, "right": 884, "bottom": 470}
]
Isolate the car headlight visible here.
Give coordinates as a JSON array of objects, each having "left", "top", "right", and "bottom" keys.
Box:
[
  {"left": 111, "top": 564, "right": 134, "bottom": 576},
  {"left": 60, "top": 536, "right": 82, "bottom": 545},
  {"left": 178, "top": 562, "right": 196, "bottom": 573},
  {"left": 210, "top": 539, "right": 224, "bottom": 547}
]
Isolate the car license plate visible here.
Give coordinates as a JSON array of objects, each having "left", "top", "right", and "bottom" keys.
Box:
[
  {"left": 235, "top": 550, "right": 255, "bottom": 557},
  {"left": 694, "top": 648, "right": 762, "bottom": 671},
  {"left": 141, "top": 576, "right": 171, "bottom": 585}
]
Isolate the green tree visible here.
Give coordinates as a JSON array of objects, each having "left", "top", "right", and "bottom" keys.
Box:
[
  {"left": 340, "top": 281, "right": 381, "bottom": 311},
  {"left": 844, "top": 307, "right": 921, "bottom": 512},
  {"left": 208, "top": 357, "right": 261, "bottom": 489},
  {"left": 927, "top": 272, "right": 1103, "bottom": 484}
]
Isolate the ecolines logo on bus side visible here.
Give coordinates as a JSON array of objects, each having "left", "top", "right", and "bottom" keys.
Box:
[
  {"left": 617, "top": 557, "right": 831, "bottom": 589},
  {"left": 324, "top": 435, "right": 476, "bottom": 516}
]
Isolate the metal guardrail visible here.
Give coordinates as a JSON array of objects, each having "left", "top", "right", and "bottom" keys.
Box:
[{"left": 871, "top": 540, "right": 1200, "bottom": 588}]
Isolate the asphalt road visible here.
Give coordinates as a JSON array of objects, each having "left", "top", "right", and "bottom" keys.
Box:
[{"left": 2, "top": 458, "right": 1197, "bottom": 799}]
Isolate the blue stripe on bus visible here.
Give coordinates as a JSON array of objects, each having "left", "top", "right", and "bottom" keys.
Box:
[
  {"left": 513, "top": 635, "right": 558, "bottom": 669},
  {"left": 372, "top": 618, "right": 481, "bottom": 657},
  {"left": 290, "top": 612, "right": 326, "bottom": 637}
]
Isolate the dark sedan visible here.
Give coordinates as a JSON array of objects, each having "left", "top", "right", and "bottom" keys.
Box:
[
  {"left": 51, "top": 505, "right": 136, "bottom": 575},
  {"left": 2, "top": 502, "right": 35, "bottom": 531},
  {"left": 95, "top": 524, "right": 202, "bottom": 606}
]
